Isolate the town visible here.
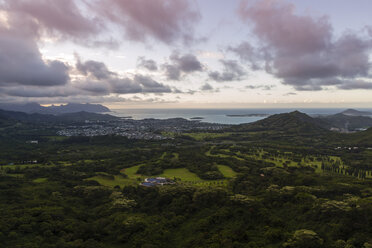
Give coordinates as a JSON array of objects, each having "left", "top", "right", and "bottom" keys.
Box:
[{"left": 57, "top": 118, "right": 228, "bottom": 139}]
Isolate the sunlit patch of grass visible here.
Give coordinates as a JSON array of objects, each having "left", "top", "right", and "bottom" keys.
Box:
[
  {"left": 33, "top": 178, "right": 48, "bottom": 183},
  {"left": 217, "top": 165, "right": 237, "bottom": 178}
]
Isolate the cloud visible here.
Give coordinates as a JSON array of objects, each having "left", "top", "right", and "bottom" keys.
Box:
[
  {"left": 0, "top": 85, "right": 77, "bottom": 98},
  {"left": 170, "top": 52, "right": 203, "bottom": 72},
  {"left": 0, "top": 23, "right": 70, "bottom": 87},
  {"left": 75, "top": 58, "right": 173, "bottom": 95},
  {"left": 201, "top": 83, "right": 213, "bottom": 91},
  {"left": 133, "top": 75, "right": 172, "bottom": 93},
  {"left": 199, "top": 83, "right": 219, "bottom": 93},
  {"left": 1, "top": 0, "right": 201, "bottom": 47},
  {"left": 336, "top": 79, "right": 372, "bottom": 90},
  {"left": 76, "top": 58, "right": 114, "bottom": 80},
  {"left": 0, "top": 53, "right": 177, "bottom": 101},
  {"left": 245, "top": 84, "right": 275, "bottom": 90},
  {"left": 283, "top": 92, "right": 297, "bottom": 96},
  {"left": 228, "top": 42, "right": 264, "bottom": 70},
  {"left": 137, "top": 57, "right": 158, "bottom": 71},
  {"left": 163, "top": 51, "right": 203, "bottom": 80},
  {"left": 95, "top": 0, "right": 201, "bottom": 44},
  {"left": 209, "top": 60, "right": 247, "bottom": 82},
  {"left": 235, "top": 0, "right": 372, "bottom": 91},
  {"left": 163, "top": 64, "right": 182, "bottom": 81},
  {"left": 4, "top": 0, "right": 101, "bottom": 39}
]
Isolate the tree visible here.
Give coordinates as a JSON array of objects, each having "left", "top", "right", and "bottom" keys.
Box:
[{"left": 283, "top": 229, "right": 324, "bottom": 248}]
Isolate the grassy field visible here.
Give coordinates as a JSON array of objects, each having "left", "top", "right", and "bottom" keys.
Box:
[
  {"left": 206, "top": 146, "right": 244, "bottom": 160},
  {"left": 46, "top": 136, "right": 69, "bottom": 141},
  {"left": 87, "top": 175, "right": 135, "bottom": 187},
  {"left": 184, "top": 132, "right": 233, "bottom": 141},
  {"left": 1, "top": 163, "right": 49, "bottom": 169},
  {"left": 33, "top": 178, "right": 48, "bottom": 183},
  {"left": 208, "top": 146, "right": 372, "bottom": 179},
  {"left": 217, "top": 165, "right": 237, "bottom": 178},
  {"left": 5, "top": 173, "right": 24, "bottom": 178},
  {"left": 122, "top": 165, "right": 143, "bottom": 179},
  {"left": 88, "top": 165, "right": 233, "bottom": 188},
  {"left": 158, "top": 168, "right": 201, "bottom": 181},
  {"left": 172, "top": 153, "right": 179, "bottom": 160}
]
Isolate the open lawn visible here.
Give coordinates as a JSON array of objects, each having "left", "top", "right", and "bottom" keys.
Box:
[
  {"left": 46, "top": 136, "right": 69, "bottom": 141},
  {"left": 1, "top": 163, "right": 49, "bottom": 169},
  {"left": 217, "top": 165, "right": 237, "bottom": 178},
  {"left": 157, "top": 168, "right": 202, "bottom": 181},
  {"left": 87, "top": 175, "right": 136, "bottom": 187},
  {"left": 90, "top": 165, "right": 232, "bottom": 188},
  {"left": 5, "top": 173, "right": 24, "bottom": 178},
  {"left": 33, "top": 178, "right": 48, "bottom": 183},
  {"left": 122, "top": 165, "right": 142, "bottom": 178},
  {"left": 184, "top": 132, "right": 233, "bottom": 141}
]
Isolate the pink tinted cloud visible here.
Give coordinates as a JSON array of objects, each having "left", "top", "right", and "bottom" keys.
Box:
[
  {"left": 96, "top": 0, "right": 201, "bottom": 44},
  {"left": 234, "top": 0, "right": 372, "bottom": 90},
  {"left": 4, "top": 0, "right": 101, "bottom": 39},
  {"left": 239, "top": 0, "right": 332, "bottom": 56}
]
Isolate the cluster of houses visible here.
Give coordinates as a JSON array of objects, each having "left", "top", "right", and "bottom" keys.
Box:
[{"left": 140, "top": 177, "right": 175, "bottom": 187}]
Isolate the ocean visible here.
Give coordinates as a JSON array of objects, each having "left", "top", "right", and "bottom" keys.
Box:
[{"left": 109, "top": 108, "right": 372, "bottom": 125}]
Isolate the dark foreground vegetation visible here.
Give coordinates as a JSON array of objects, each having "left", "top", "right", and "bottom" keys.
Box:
[{"left": 0, "top": 111, "right": 372, "bottom": 248}]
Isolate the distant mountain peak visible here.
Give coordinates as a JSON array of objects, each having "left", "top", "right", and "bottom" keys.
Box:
[
  {"left": 341, "top": 109, "right": 372, "bottom": 116},
  {"left": 0, "top": 102, "right": 110, "bottom": 115}
]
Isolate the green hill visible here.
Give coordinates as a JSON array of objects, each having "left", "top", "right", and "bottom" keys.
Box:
[
  {"left": 316, "top": 113, "right": 372, "bottom": 131},
  {"left": 232, "top": 111, "right": 329, "bottom": 135},
  {"left": 346, "top": 127, "right": 372, "bottom": 145}
]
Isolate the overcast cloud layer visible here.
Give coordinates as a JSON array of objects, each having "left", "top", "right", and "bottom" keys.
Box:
[{"left": 0, "top": 0, "right": 371, "bottom": 105}]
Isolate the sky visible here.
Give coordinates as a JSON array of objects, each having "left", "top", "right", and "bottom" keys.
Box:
[{"left": 0, "top": 0, "right": 372, "bottom": 109}]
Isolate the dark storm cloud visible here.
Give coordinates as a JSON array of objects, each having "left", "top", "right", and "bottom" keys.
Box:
[
  {"left": 76, "top": 58, "right": 115, "bottom": 80},
  {"left": 75, "top": 58, "right": 174, "bottom": 95},
  {"left": 209, "top": 60, "right": 247, "bottom": 82},
  {"left": 235, "top": 0, "right": 372, "bottom": 91},
  {"left": 133, "top": 75, "right": 172, "bottom": 93},
  {"left": 137, "top": 57, "right": 158, "bottom": 71},
  {"left": 0, "top": 0, "right": 192, "bottom": 102},
  {"left": 337, "top": 80, "right": 372, "bottom": 90},
  {"left": 0, "top": 25, "right": 70, "bottom": 87},
  {"left": 163, "top": 52, "right": 203, "bottom": 80},
  {"left": 2, "top": 85, "right": 79, "bottom": 98}
]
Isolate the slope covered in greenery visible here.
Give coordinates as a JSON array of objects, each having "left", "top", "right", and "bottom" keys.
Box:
[
  {"left": 0, "top": 111, "right": 372, "bottom": 247},
  {"left": 232, "top": 111, "right": 329, "bottom": 134},
  {"left": 317, "top": 113, "right": 372, "bottom": 131}
]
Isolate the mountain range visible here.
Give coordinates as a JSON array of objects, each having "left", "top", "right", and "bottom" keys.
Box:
[
  {"left": 0, "top": 103, "right": 110, "bottom": 115},
  {"left": 317, "top": 113, "right": 372, "bottom": 131},
  {"left": 1, "top": 106, "right": 372, "bottom": 133},
  {"left": 233, "top": 109, "right": 372, "bottom": 133},
  {"left": 0, "top": 109, "right": 118, "bottom": 125}
]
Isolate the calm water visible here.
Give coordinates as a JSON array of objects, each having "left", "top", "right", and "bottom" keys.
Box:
[{"left": 110, "top": 108, "right": 372, "bottom": 125}]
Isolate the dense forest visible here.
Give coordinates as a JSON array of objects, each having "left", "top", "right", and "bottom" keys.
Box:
[{"left": 1, "top": 111, "right": 372, "bottom": 247}]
